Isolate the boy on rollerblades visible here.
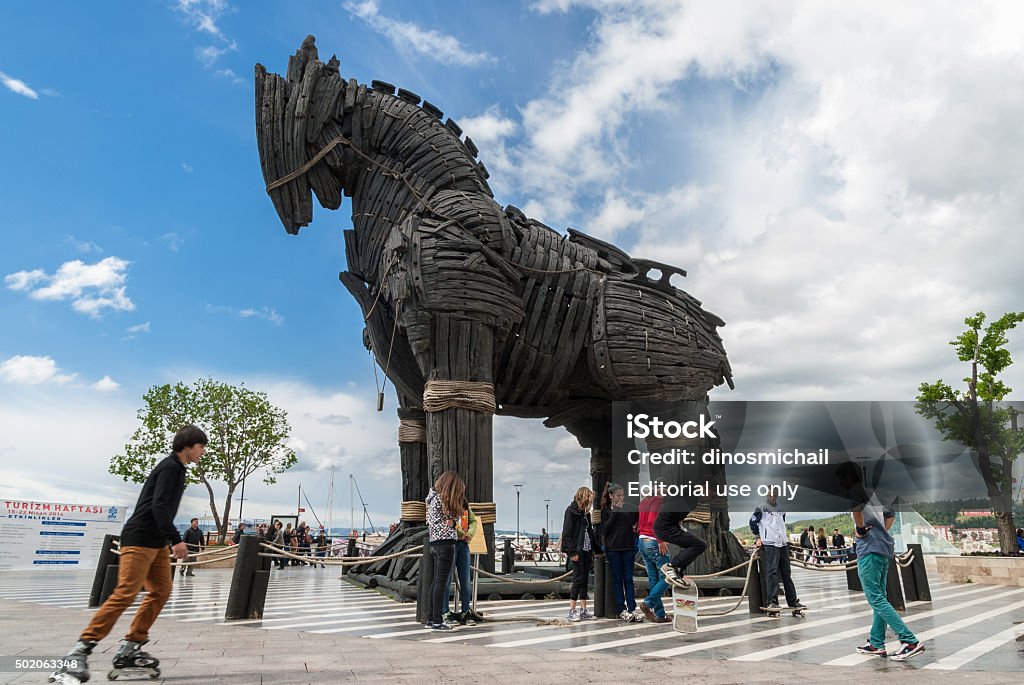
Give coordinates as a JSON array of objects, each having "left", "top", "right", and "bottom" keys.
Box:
[{"left": 50, "top": 426, "right": 207, "bottom": 684}]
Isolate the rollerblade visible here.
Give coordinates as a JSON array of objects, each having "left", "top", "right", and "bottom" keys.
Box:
[
  {"left": 49, "top": 639, "right": 97, "bottom": 684},
  {"left": 107, "top": 640, "right": 160, "bottom": 680}
]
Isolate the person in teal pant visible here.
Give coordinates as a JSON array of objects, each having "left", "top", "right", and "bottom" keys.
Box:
[{"left": 836, "top": 462, "right": 925, "bottom": 661}]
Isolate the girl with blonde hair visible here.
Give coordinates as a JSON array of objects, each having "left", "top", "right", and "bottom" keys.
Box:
[{"left": 560, "top": 486, "right": 600, "bottom": 621}]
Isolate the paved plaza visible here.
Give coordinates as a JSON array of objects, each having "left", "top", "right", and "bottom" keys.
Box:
[{"left": 0, "top": 566, "right": 1021, "bottom": 683}]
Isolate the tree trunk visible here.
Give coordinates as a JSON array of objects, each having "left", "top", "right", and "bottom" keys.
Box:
[
  {"left": 992, "top": 493, "right": 1018, "bottom": 555},
  {"left": 219, "top": 485, "right": 236, "bottom": 545},
  {"left": 201, "top": 478, "right": 222, "bottom": 544}
]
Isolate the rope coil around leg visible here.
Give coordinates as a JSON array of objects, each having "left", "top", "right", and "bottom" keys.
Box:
[
  {"left": 401, "top": 501, "right": 427, "bottom": 522},
  {"left": 423, "top": 380, "right": 496, "bottom": 414},
  {"left": 398, "top": 418, "right": 427, "bottom": 443},
  {"left": 469, "top": 502, "right": 496, "bottom": 525}
]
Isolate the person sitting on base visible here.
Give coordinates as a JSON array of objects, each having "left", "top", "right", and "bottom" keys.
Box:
[
  {"left": 749, "top": 490, "right": 805, "bottom": 613},
  {"left": 652, "top": 495, "right": 708, "bottom": 585}
]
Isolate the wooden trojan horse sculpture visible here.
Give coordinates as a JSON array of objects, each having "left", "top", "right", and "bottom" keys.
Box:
[{"left": 254, "top": 36, "right": 742, "bottom": 595}]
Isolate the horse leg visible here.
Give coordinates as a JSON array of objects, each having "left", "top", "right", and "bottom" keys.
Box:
[{"left": 423, "top": 315, "right": 497, "bottom": 576}]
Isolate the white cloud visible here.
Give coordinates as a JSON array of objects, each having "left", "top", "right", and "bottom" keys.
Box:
[
  {"left": 484, "top": 0, "right": 1024, "bottom": 401},
  {"left": 180, "top": 162, "right": 194, "bottom": 173},
  {"left": 64, "top": 235, "right": 103, "bottom": 254},
  {"left": 0, "top": 70, "right": 39, "bottom": 99},
  {"left": 207, "top": 304, "right": 284, "bottom": 326},
  {"left": 126, "top": 322, "right": 151, "bottom": 334},
  {"left": 92, "top": 376, "right": 121, "bottom": 392},
  {"left": 174, "top": 0, "right": 233, "bottom": 41},
  {"left": 194, "top": 43, "right": 237, "bottom": 67},
  {"left": 161, "top": 232, "right": 184, "bottom": 252},
  {"left": 214, "top": 68, "right": 246, "bottom": 85},
  {"left": 5, "top": 257, "right": 134, "bottom": 318},
  {"left": 238, "top": 307, "right": 284, "bottom": 326},
  {"left": 0, "top": 355, "right": 76, "bottom": 385},
  {"left": 344, "top": 0, "right": 495, "bottom": 67}
]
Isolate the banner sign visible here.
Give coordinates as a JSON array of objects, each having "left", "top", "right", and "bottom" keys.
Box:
[{"left": 0, "top": 499, "right": 126, "bottom": 572}]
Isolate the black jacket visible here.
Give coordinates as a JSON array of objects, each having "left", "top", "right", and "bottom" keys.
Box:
[
  {"left": 652, "top": 497, "right": 693, "bottom": 540},
  {"left": 560, "top": 501, "right": 600, "bottom": 556},
  {"left": 183, "top": 526, "right": 204, "bottom": 551},
  {"left": 120, "top": 454, "right": 187, "bottom": 548},
  {"left": 601, "top": 504, "right": 638, "bottom": 552}
]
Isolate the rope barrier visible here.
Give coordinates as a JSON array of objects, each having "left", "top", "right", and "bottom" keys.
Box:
[
  {"left": 471, "top": 565, "right": 573, "bottom": 583},
  {"left": 259, "top": 542, "right": 424, "bottom": 566}
]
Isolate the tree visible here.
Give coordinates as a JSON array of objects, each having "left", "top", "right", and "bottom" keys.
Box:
[
  {"left": 916, "top": 312, "right": 1024, "bottom": 555},
  {"left": 110, "top": 378, "right": 298, "bottom": 544}
]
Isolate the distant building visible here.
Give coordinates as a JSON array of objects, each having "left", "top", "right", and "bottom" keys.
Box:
[{"left": 959, "top": 509, "right": 993, "bottom": 517}]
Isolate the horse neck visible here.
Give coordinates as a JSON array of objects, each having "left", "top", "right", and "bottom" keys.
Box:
[{"left": 344, "top": 90, "right": 489, "bottom": 283}]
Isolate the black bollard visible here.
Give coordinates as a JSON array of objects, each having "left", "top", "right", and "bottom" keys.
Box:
[
  {"left": 907, "top": 543, "right": 930, "bottom": 602},
  {"left": 417, "top": 541, "right": 434, "bottom": 624},
  {"left": 846, "top": 547, "right": 862, "bottom": 592},
  {"left": 90, "top": 535, "right": 119, "bottom": 607},
  {"left": 225, "top": 536, "right": 260, "bottom": 620},
  {"left": 247, "top": 570, "right": 271, "bottom": 619},
  {"left": 501, "top": 539, "right": 513, "bottom": 575},
  {"left": 598, "top": 556, "right": 616, "bottom": 618},
  {"left": 886, "top": 556, "right": 905, "bottom": 612},
  {"left": 99, "top": 563, "right": 120, "bottom": 605},
  {"left": 748, "top": 551, "right": 764, "bottom": 614},
  {"left": 899, "top": 551, "right": 919, "bottom": 602}
]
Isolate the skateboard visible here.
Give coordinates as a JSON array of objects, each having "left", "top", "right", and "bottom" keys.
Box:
[
  {"left": 662, "top": 564, "right": 698, "bottom": 633},
  {"left": 760, "top": 605, "right": 808, "bottom": 618}
]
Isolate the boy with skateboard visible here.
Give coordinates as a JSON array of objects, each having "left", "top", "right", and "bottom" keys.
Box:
[
  {"left": 750, "top": 490, "right": 806, "bottom": 616},
  {"left": 50, "top": 426, "right": 207, "bottom": 684}
]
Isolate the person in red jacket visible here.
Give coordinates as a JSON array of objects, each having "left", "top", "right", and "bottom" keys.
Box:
[{"left": 636, "top": 485, "right": 672, "bottom": 622}]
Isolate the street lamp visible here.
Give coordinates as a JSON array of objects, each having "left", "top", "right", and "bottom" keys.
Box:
[
  {"left": 544, "top": 499, "right": 550, "bottom": 537},
  {"left": 513, "top": 484, "right": 523, "bottom": 546}
]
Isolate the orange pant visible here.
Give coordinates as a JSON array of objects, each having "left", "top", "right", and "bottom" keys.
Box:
[{"left": 81, "top": 546, "right": 173, "bottom": 643}]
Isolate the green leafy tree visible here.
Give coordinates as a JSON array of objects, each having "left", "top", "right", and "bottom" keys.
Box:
[
  {"left": 110, "top": 378, "right": 298, "bottom": 543},
  {"left": 917, "top": 312, "right": 1024, "bottom": 554}
]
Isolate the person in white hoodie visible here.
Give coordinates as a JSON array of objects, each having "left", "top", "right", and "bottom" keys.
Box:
[{"left": 749, "top": 491, "right": 805, "bottom": 611}]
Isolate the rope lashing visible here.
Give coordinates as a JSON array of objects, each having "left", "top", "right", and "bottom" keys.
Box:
[
  {"left": 683, "top": 503, "right": 713, "bottom": 525},
  {"left": 400, "top": 500, "right": 427, "bottom": 522},
  {"left": 470, "top": 502, "right": 497, "bottom": 525},
  {"left": 422, "top": 379, "right": 496, "bottom": 414},
  {"left": 398, "top": 417, "right": 427, "bottom": 443}
]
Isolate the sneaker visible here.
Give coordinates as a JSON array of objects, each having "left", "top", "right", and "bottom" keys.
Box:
[
  {"left": 430, "top": 622, "right": 454, "bottom": 632},
  {"left": 568, "top": 608, "right": 581, "bottom": 622},
  {"left": 632, "top": 607, "right": 646, "bottom": 623},
  {"left": 653, "top": 615, "right": 672, "bottom": 623},
  {"left": 765, "top": 600, "right": 780, "bottom": 610},
  {"left": 619, "top": 610, "right": 633, "bottom": 622},
  {"left": 789, "top": 600, "right": 806, "bottom": 609},
  {"left": 856, "top": 642, "right": 888, "bottom": 657},
  {"left": 890, "top": 642, "right": 925, "bottom": 661},
  {"left": 579, "top": 608, "right": 595, "bottom": 620},
  {"left": 639, "top": 602, "right": 657, "bottom": 622},
  {"left": 461, "top": 610, "right": 476, "bottom": 626}
]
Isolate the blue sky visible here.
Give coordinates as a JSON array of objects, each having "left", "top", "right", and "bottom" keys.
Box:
[{"left": 2, "top": 1, "right": 1023, "bottom": 534}]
